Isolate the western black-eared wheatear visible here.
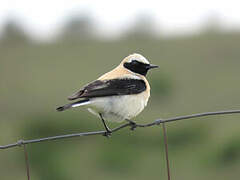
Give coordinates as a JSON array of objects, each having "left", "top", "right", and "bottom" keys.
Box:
[{"left": 57, "top": 53, "right": 158, "bottom": 136}]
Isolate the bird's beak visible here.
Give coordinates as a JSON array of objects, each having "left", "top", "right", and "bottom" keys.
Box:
[{"left": 148, "top": 64, "right": 159, "bottom": 69}]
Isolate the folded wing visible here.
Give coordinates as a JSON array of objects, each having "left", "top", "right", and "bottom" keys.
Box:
[{"left": 68, "top": 79, "right": 146, "bottom": 100}]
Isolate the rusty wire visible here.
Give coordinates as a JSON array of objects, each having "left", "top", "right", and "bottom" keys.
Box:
[
  {"left": 23, "top": 144, "right": 30, "bottom": 180},
  {"left": 1, "top": 109, "right": 240, "bottom": 180}
]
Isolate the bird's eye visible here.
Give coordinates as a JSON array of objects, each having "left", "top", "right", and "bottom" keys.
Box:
[{"left": 131, "top": 60, "right": 139, "bottom": 65}]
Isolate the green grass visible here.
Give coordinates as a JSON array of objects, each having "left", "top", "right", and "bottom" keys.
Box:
[{"left": 1, "top": 32, "right": 240, "bottom": 180}]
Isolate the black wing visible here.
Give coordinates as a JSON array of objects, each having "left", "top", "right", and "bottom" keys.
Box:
[{"left": 68, "top": 79, "right": 146, "bottom": 100}]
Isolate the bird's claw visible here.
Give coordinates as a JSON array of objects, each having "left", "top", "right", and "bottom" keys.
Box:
[
  {"left": 103, "top": 130, "right": 112, "bottom": 137},
  {"left": 129, "top": 122, "right": 137, "bottom": 131}
]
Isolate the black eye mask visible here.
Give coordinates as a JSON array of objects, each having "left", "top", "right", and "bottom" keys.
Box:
[{"left": 123, "top": 60, "right": 150, "bottom": 76}]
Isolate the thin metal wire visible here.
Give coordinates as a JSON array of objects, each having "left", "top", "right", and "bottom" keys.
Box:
[
  {"left": 162, "top": 123, "right": 170, "bottom": 180},
  {"left": 0, "top": 109, "right": 240, "bottom": 180},
  {"left": 23, "top": 144, "right": 30, "bottom": 180},
  {"left": 1, "top": 109, "right": 240, "bottom": 149}
]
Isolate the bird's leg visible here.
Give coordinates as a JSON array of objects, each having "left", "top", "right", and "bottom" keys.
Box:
[
  {"left": 99, "top": 113, "right": 112, "bottom": 137},
  {"left": 125, "top": 119, "right": 137, "bottom": 131}
]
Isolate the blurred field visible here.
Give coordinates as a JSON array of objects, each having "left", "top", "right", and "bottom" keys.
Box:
[{"left": 1, "top": 28, "right": 240, "bottom": 180}]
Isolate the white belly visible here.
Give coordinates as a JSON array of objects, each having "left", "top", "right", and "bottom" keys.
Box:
[{"left": 88, "top": 93, "right": 149, "bottom": 122}]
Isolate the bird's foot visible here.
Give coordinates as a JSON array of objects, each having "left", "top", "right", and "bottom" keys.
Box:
[
  {"left": 127, "top": 121, "right": 137, "bottom": 131},
  {"left": 103, "top": 130, "right": 112, "bottom": 138}
]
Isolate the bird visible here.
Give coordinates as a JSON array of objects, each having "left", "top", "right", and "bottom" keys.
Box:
[{"left": 56, "top": 53, "right": 158, "bottom": 136}]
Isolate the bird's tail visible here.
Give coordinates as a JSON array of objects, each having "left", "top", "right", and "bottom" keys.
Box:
[{"left": 56, "top": 99, "right": 91, "bottom": 112}]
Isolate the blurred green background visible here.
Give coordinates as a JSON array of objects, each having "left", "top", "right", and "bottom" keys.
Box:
[{"left": 1, "top": 15, "right": 240, "bottom": 180}]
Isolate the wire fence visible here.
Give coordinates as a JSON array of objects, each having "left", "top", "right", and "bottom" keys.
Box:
[{"left": 1, "top": 109, "right": 240, "bottom": 180}]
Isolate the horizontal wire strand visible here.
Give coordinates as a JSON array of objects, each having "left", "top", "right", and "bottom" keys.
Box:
[{"left": 1, "top": 109, "right": 240, "bottom": 149}]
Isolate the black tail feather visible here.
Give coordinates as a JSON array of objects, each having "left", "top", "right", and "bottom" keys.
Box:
[
  {"left": 56, "top": 106, "right": 64, "bottom": 111},
  {"left": 56, "top": 104, "right": 72, "bottom": 112},
  {"left": 56, "top": 99, "right": 90, "bottom": 112}
]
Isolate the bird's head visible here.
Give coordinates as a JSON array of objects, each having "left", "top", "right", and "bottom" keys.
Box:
[{"left": 120, "top": 53, "right": 158, "bottom": 76}]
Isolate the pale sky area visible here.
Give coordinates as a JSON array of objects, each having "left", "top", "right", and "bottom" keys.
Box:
[{"left": 0, "top": 0, "right": 240, "bottom": 40}]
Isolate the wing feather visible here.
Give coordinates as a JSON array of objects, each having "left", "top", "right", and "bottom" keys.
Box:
[{"left": 68, "top": 79, "right": 146, "bottom": 100}]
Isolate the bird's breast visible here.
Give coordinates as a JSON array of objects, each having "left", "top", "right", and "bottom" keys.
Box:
[{"left": 89, "top": 91, "right": 150, "bottom": 122}]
